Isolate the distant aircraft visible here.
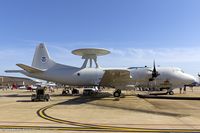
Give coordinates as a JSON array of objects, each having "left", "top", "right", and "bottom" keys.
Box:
[{"left": 5, "top": 43, "right": 196, "bottom": 97}]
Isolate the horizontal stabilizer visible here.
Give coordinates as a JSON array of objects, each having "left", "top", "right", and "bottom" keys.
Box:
[
  {"left": 5, "top": 70, "right": 23, "bottom": 73},
  {"left": 16, "top": 64, "right": 44, "bottom": 73}
]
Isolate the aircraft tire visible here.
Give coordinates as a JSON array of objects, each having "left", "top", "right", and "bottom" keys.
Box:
[
  {"left": 89, "top": 91, "right": 93, "bottom": 96},
  {"left": 113, "top": 90, "right": 121, "bottom": 97},
  {"left": 168, "top": 91, "right": 174, "bottom": 95},
  {"left": 62, "top": 91, "right": 67, "bottom": 95},
  {"left": 45, "top": 94, "right": 50, "bottom": 101}
]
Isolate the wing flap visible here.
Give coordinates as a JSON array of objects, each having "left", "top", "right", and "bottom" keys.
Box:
[
  {"left": 100, "top": 69, "right": 132, "bottom": 87},
  {"left": 16, "top": 64, "right": 45, "bottom": 73}
]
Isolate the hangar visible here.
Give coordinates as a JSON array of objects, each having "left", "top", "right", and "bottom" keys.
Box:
[{"left": 0, "top": 76, "right": 35, "bottom": 87}]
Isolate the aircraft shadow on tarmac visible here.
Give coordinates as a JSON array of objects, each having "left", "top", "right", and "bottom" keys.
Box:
[
  {"left": 87, "top": 102, "right": 188, "bottom": 117},
  {"left": 58, "top": 92, "right": 112, "bottom": 105},
  {"left": 137, "top": 94, "right": 200, "bottom": 100},
  {"left": 14, "top": 92, "right": 111, "bottom": 103},
  {"left": 0, "top": 94, "right": 31, "bottom": 98},
  {"left": 16, "top": 100, "right": 32, "bottom": 102},
  {"left": 57, "top": 92, "right": 188, "bottom": 117},
  {"left": 10, "top": 91, "right": 191, "bottom": 117}
]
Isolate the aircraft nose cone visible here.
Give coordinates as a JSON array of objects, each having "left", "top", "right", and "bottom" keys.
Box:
[{"left": 183, "top": 74, "right": 196, "bottom": 85}]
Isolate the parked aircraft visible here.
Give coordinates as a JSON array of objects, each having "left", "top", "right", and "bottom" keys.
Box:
[{"left": 5, "top": 43, "right": 196, "bottom": 97}]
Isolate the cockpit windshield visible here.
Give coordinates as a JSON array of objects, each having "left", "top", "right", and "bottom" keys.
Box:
[{"left": 174, "top": 68, "right": 184, "bottom": 73}]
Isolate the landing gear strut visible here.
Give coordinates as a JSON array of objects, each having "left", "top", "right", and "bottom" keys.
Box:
[{"left": 113, "top": 89, "right": 121, "bottom": 97}]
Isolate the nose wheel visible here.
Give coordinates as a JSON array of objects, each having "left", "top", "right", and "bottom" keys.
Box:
[
  {"left": 168, "top": 91, "right": 174, "bottom": 95},
  {"left": 113, "top": 89, "right": 121, "bottom": 97}
]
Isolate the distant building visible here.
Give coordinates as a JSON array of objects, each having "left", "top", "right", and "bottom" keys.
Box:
[{"left": 0, "top": 76, "right": 35, "bottom": 86}]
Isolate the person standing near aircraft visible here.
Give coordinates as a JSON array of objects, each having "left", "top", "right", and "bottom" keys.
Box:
[
  {"left": 183, "top": 86, "right": 186, "bottom": 94},
  {"left": 180, "top": 88, "right": 182, "bottom": 94}
]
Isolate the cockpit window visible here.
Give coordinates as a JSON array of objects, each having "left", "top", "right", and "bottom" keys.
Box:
[{"left": 174, "top": 68, "right": 184, "bottom": 73}]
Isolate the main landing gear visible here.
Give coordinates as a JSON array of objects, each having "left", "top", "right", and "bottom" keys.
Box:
[
  {"left": 113, "top": 89, "right": 121, "bottom": 97},
  {"left": 166, "top": 88, "right": 174, "bottom": 95},
  {"left": 62, "top": 87, "right": 79, "bottom": 95},
  {"left": 159, "top": 87, "right": 174, "bottom": 95}
]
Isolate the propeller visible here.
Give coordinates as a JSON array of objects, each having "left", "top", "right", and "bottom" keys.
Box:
[{"left": 149, "top": 60, "right": 160, "bottom": 81}]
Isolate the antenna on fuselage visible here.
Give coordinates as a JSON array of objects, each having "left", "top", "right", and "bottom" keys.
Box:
[{"left": 72, "top": 48, "right": 110, "bottom": 68}]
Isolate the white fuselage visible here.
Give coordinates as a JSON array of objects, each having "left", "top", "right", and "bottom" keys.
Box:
[
  {"left": 21, "top": 63, "right": 196, "bottom": 90},
  {"left": 6, "top": 44, "right": 196, "bottom": 93}
]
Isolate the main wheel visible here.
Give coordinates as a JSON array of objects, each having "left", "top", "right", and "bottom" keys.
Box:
[
  {"left": 113, "top": 90, "right": 121, "bottom": 97},
  {"left": 87, "top": 91, "right": 91, "bottom": 96},
  {"left": 62, "top": 90, "right": 67, "bottom": 95},
  {"left": 168, "top": 91, "right": 174, "bottom": 95}
]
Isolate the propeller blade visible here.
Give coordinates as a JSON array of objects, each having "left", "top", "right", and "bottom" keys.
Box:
[{"left": 149, "top": 60, "right": 159, "bottom": 81}]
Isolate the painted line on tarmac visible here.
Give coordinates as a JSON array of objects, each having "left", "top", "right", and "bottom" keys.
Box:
[
  {"left": 36, "top": 103, "right": 200, "bottom": 132},
  {"left": 1, "top": 125, "right": 200, "bottom": 132},
  {"left": 0, "top": 125, "right": 119, "bottom": 132}
]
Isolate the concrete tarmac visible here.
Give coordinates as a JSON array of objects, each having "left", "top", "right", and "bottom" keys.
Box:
[{"left": 0, "top": 87, "right": 200, "bottom": 132}]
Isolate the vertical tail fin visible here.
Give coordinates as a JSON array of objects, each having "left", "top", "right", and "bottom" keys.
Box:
[{"left": 32, "top": 43, "right": 55, "bottom": 69}]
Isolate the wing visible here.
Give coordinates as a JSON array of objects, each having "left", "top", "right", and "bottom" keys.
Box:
[
  {"left": 100, "top": 69, "right": 132, "bottom": 87},
  {"left": 16, "top": 64, "right": 45, "bottom": 73}
]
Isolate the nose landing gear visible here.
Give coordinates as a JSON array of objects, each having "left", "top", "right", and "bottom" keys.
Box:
[
  {"left": 166, "top": 88, "right": 174, "bottom": 95},
  {"left": 168, "top": 91, "right": 174, "bottom": 95}
]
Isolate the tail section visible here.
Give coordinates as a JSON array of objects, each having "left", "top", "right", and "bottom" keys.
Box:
[{"left": 32, "top": 43, "right": 55, "bottom": 69}]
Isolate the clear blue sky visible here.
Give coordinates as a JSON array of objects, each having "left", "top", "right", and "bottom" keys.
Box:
[{"left": 0, "top": 0, "right": 200, "bottom": 77}]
